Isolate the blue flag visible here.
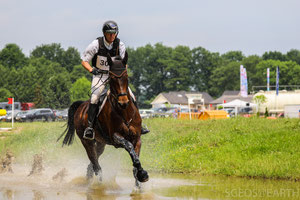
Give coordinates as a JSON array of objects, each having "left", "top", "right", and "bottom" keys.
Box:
[{"left": 276, "top": 66, "right": 279, "bottom": 96}]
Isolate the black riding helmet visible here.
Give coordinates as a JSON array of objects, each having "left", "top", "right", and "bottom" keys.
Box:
[{"left": 102, "top": 20, "right": 119, "bottom": 35}]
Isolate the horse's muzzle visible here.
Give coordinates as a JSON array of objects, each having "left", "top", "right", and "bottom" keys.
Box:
[{"left": 118, "top": 95, "right": 129, "bottom": 109}]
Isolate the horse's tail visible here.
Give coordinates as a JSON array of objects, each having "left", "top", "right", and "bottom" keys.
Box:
[{"left": 57, "top": 101, "right": 84, "bottom": 146}]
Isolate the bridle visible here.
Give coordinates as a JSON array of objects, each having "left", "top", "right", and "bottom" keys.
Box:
[
  {"left": 110, "top": 89, "right": 128, "bottom": 102},
  {"left": 108, "top": 68, "right": 136, "bottom": 128},
  {"left": 108, "top": 69, "right": 128, "bottom": 102}
]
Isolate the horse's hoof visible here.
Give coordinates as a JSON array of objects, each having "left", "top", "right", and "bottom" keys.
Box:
[
  {"left": 95, "top": 171, "right": 103, "bottom": 183},
  {"left": 137, "top": 169, "right": 149, "bottom": 182}
]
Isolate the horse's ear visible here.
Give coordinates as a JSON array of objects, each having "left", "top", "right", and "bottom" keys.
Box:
[
  {"left": 107, "top": 53, "right": 113, "bottom": 66},
  {"left": 122, "top": 51, "right": 128, "bottom": 65}
]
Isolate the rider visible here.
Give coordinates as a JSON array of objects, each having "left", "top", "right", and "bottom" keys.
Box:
[{"left": 81, "top": 20, "right": 150, "bottom": 140}]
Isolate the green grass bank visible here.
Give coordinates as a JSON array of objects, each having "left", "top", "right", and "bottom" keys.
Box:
[{"left": 1, "top": 117, "right": 300, "bottom": 180}]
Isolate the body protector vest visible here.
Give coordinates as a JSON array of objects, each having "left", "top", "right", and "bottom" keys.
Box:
[{"left": 91, "top": 37, "right": 120, "bottom": 71}]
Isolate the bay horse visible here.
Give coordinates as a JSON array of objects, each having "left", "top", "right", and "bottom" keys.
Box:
[{"left": 58, "top": 52, "right": 149, "bottom": 186}]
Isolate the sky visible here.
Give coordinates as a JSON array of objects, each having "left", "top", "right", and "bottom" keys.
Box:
[{"left": 1, "top": 0, "right": 300, "bottom": 56}]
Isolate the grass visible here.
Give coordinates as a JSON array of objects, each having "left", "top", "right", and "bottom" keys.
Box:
[
  {"left": 139, "top": 117, "right": 300, "bottom": 180},
  {"left": 1, "top": 117, "right": 300, "bottom": 180},
  {"left": 0, "top": 122, "right": 87, "bottom": 164}
]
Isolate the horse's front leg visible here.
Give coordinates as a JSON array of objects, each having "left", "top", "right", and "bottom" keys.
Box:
[
  {"left": 133, "top": 138, "right": 143, "bottom": 187},
  {"left": 113, "top": 133, "right": 149, "bottom": 183}
]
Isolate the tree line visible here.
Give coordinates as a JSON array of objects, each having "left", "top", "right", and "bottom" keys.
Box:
[{"left": 1, "top": 43, "right": 300, "bottom": 109}]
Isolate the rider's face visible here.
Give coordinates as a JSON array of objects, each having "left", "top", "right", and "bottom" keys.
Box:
[{"left": 104, "top": 32, "right": 117, "bottom": 44}]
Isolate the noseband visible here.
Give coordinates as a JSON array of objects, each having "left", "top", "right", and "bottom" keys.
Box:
[{"left": 117, "top": 92, "right": 128, "bottom": 97}]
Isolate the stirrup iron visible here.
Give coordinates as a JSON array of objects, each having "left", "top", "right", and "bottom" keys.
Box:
[{"left": 83, "top": 127, "right": 95, "bottom": 140}]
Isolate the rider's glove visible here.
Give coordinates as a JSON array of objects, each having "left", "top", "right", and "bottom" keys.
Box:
[{"left": 91, "top": 67, "right": 101, "bottom": 75}]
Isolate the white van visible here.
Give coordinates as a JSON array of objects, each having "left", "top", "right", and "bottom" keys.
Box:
[{"left": 139, "top": 109, "right": 154, "bottom": 119}]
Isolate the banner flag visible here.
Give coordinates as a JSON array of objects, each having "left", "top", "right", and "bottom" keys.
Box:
[
  {"left": 267, "top": 68, "right": 270, "bottom": 91},
  {"left": 240, "top": 65, "right": 248, "bottom": 97},
  {"left": 8, "top": 98, "right": 13, "bottom": 104},
  {"left": 276, "top": 66, "right": 279, "bottom": 96}
]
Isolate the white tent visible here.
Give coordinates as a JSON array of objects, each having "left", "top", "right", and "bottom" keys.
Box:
[
  {"left": 218, "top": 99, "right": 257, "bottom": 117},
  {"left": 221, "top": 99, "right": 257, "bottom": 108}
]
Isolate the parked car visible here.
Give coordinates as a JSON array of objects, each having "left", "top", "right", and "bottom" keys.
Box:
[
  {"left": 239, "top": 107, "right": 253, "bottom": 114},
  {"left": 56, "top": 109, "right": 68, "bottom": 121},
  {"left": 151, "top": 107, "right": 172, "bottom": 118},
  {"left": 1, "top": 110, "right": 22, "bottom": 122},
  {"left": 21, "top": 108, "right": 56, "bottom": 122},
  {"left": 152, "top": 107, "right": 169, "bottom": 113},
  {"left": 15, "top": 110, "right": 30, "bottom": 122}
]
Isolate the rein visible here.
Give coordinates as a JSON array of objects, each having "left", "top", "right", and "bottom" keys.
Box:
[{"left": 90, "top": 73, "right": 110, "bottom": 97}]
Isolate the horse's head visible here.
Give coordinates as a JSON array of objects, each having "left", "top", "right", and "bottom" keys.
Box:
[{"left": 107, "top": 52, "right": 129, "bottom": 109}]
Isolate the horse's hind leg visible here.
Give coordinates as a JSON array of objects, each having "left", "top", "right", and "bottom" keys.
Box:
[{"left": 81, "top": 139, "right": 104, "bottom": 182}]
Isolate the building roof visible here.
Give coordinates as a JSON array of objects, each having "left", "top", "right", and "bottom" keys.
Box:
[
  {"left": 151, "top": 91, "right": 214, "bottom": 105},
  {"left": 222, "top": 91, "right": 240, "bottom": 96},
  {"left": 210, "top": 90, "right": 253, "bottom": 104}
]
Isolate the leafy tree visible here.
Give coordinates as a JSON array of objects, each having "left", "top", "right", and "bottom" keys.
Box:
[
  {"left": 0, "top": 43, "right": 28, "bottom": 69},
  {"left": 45, "top": 73, "right": 71, "bottom": 108},
  {"left": 34, "top": 84, "right": 44, "bottom": 108},
  {"left": 253, "top": 94, "right": 267, "bottom": 115},
  {"left": 262, "top": 51, "right": 287, "bottom": 61},
  {"left": 4, "top": 68, "right": 19, "bottom": 99},
  {"left": 145, "top": 43, "right": 172, "bottom": 97},
  {"left": 253, "top": 60, "right": 300, "bottom": 89},
  {"left": 286, "top": 49, "right": 300, "bottom": 65},
  {"left": 30, "top": 43, "right": 81, "bottom": 72},
  {"left": 61, "top": 47, "right": 81, "bottom": 72},
  {"left": 23, "top": 57, "right": 72, "bottom": 108},
  {"left": 14, "top": 65, "right": 38, "bottom": 102},
  {"left": 190, "top": 47, "right": 220, "bottom": 92},
  {"left": 221, "top": 51, "right": 244, "bottom": 63},
  {"left": 0, "top": 88, "right": 13, "bottom": 102},
  {"left": 127, "top": 46, "right": 152, "bottom": 104},
  {"left": 70, "top": 64, "right": 91, "bottom": 83},
  {"left": 209, "top": 61, "right": 241, "bottom": 97},
  {"left": 70, "top": 77, "right": 91, "bottom": 102},
  {"left": 163, "top": 45, "right": 191, "bottom": 91},
  {"left": 17, "top": 57, "right": 60, "bottom": 103},
  {"left": 30, "top": 43, "right": 64, "bottom": 63},
  {"left": 130, "top": 43, "right": 172, "bottom": 102},
  {"left": 286, "top": 61, "right": 300, "bottom": 86},
  {"left": 0, "top": 65, "right": 9, "bottom": 90}
]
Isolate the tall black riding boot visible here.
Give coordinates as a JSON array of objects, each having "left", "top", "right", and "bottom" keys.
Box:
[
  {"left": 83, "top": 104, "right": 98, "bottom": 140},
  {"left": 133, "top": 99, "right": 150, "bottom": 135}
]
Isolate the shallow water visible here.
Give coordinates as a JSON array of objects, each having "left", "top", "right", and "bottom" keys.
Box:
[{"left": 1, "top": 169, "right": 300, "bottom": 200}]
